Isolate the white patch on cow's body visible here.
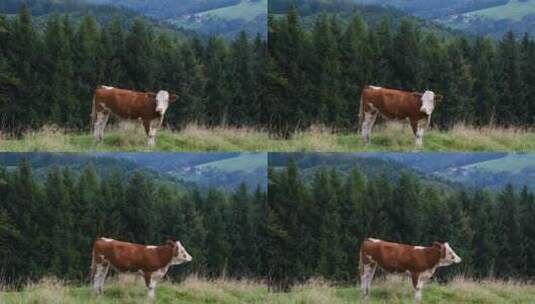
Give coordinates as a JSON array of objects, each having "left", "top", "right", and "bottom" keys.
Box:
[
  {"left": 368, "top": 238, "right": 381, "bottom": 243},
  {"left": 101, "top": 86, "right": 114, "bottom": 90},
  {"left": 419, "top": 90, "right": 436, "bottom": 115},
  {"left": 146, "top": 246, "right": 157, "bottom": 249},
  {"left": 155, "top": 90, "right": 170, "bottom": 115},
  {"left": 414, "top": 246, "right": 425, "bottom": 250},
  {"left": 369, "top": 86, "right": 382, "bottom": 90},
  {"left": 101, "top": 238, "right": 113, "bottom": 242}
]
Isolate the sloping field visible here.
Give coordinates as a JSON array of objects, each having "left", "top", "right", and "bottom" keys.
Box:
[
  {"left": 465, "top": 0, "right": 535, "bottom": 21},
  {"left": 463, "top": 153, "right": 535, "bottom": 173},
  {"left": 196, "top": 153, "right": 267, "bottom": 173},
  {"left": 199, "top": 0, "right": 267, "bottom": 21}
]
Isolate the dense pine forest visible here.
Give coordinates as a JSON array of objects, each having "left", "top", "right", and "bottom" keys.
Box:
[
  {"left": 0, "top": 7, "right": 267, "bottom": 134},
  {"left": 268, "top": 8, "right": 535, "bottom": 136},
  {"left": 267, "top": 158, "right": 535, "bottom": 290},
  {"left": 0, "top": 158, "right": 267, "bottom": 285}
]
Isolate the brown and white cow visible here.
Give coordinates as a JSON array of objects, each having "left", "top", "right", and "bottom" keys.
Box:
[
  {"left": 91, "top": 237, "right": 192, "bottom": 299},
  {"left": 359, "top": 86, "right": 443, "bottom": 147},
  {"left": 359, "top": 238, "right": 461, "bottom": 303},
  {"left": 91, "top": 86, "right": 177, "bottom": 146}
]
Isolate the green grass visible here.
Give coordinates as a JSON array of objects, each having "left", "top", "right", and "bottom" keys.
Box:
[
  {"left": 1, "top": 123, "right": 535, "bottom": 152},
  {"left": 199, "top": 0, "right": 267, "bottom": 21},
  {"left": 466, "top": 0, "right": 535, "bottom": 21},
  {"left": 2, "top": 276, "right": 535, "bottom": 304}
]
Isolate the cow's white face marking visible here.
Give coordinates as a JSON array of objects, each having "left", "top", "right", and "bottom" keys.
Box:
[
  {"left": 414, "top": 246, "right": 425, "bottom": 250},
  {"left": 368, "top": 238, "right": 381, "bottom": 243},
  {"left": 420, "top": 90, "right": 435, "bottom": 115},
  {"left": 155, "top": 90, "right": 170, "bottom": 115},
  {"left": 369, "top": 86, "right": 382, "bottom": 90},
  {"left": 146, "top": 246, "right": 157, "bottom": 249},
  {"left": 439, "top": 242, "right": 462, "bottom": 266},
  {"left": 101, "top": 238, "right": 113, "bottom": 242},
  {"left": 101, "top": 85, "right": 114, "bottom": 90},
  {"left": 172, "top": 241, "right": 192, "bottom": 265}
]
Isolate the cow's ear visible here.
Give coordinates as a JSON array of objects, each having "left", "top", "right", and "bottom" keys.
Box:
[
  {"left": 433, "top": 241, "right": 443, "bottom": 248},
  {"left": 412, "top": 92, "right": 423, "bottom": 98},
  {"left": 169, "top": 94, "right": 178, "bottom": 103},
  {"left": 435, "top": 94, "right": 444, "bottom": 102},
  {"left": 148, "top": 92, "right": 157, "bottom": 99}
]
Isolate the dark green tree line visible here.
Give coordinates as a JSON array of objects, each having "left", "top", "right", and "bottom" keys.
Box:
[
  {"left": 267, "top": 160, "right": 535, "bottom": 290},
  {"left": 268, "top": 9, "right": 535, "bottom": 136},
  {"left": 0, "top": 158, "right": 267, "bottom": 285},
  {"left": 0, "top": 7, "right": 266, "bottom": 134}
]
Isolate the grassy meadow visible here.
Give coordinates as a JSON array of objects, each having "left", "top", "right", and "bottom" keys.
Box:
[
  {"left": 1, "top": 122, "right": 534, "bottom": 152},
  {"left": 1, "top": 276, "right": 535, "bottom": 304}
]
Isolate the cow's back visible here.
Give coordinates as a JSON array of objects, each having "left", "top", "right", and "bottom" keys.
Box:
[
  {"left": 93, "top": 239, "right": 168, "bottom": 272},
  {"left": 361, "top": 239, "right": 433, "bottom": 273},
  {"left": 94, "top": 87, "right": 159, "bottom": 120},
  {"left": 362, "top": 87, "right": 425, "bottom": 121}
]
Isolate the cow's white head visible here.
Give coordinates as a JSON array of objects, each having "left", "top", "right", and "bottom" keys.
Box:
[
  {"left": 169, "top": 240, "right": 192, "bottom": 265},
  {"left": 419, "top": 90, "right": 436, "bottom": 115},
  {"left": 435, "top": 241, "right": 462, "bottom": 266},
  {"left": 153, "top": 91, "right": 177, "bottom": 115}
]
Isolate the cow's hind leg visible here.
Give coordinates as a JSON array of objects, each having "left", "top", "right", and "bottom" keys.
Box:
[
  {"left": 360, "top": 261, "right": 377, "bottom": 298},
  {"left": 94, "top": 109, "right": 110, "bottom": 142},
  {"left": 93, "top": 261, "right": 110, "bottom": 295},
  {"left": 361, "top": 111, "right": 378, "bottom": 145}
]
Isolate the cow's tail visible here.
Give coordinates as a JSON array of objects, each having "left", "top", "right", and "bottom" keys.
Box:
[
  {"left": 91, "top": 92, "right": 97, "bottom": 128},
  {"left": 358, "top": 93, "right": 365, "bottom": 131},
  {"left": 359, "top": 246, "right": 364, "bottom": 278},
  {"left": 90, "top": 247, "right": 96, "bottom": 282}
]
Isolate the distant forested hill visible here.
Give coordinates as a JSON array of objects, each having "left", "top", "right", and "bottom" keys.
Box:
[
  {"left": 269, "top": 153, "right": 535, "bottom": 191},
  {"left": 351, "top": 0, "right": 535, "bottom": 38},
  {"left": 0, "top": 153, "right": 267, "bottom": 191}
]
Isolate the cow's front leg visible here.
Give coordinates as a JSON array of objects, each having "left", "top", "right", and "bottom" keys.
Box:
[
  {"left": 147, "top": 118, "right": 161, "bottom": 147},
  {"left": 411, "top": 272, "right": 424, "bottom": 303},
  {"left": 411, "top": 119, "right": 428, "bottom": 147},
  {"left": 361, "top": 111, "right": 378, "bottom": 145}
]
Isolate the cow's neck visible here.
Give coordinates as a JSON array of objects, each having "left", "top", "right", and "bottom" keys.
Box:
[
  {"left": 155, "top": 245, "right": 175, "bottom": 267},
  {"left": 424, "top": 246, "right": 442, "bottom": 269}
]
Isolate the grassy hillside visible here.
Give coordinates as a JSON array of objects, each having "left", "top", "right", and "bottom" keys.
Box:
[
  {"left": 1, "top": 123, "right": 534, "bottom": 152},
  {"left": 198, "top": 0, "right": 266, "bottom": 22},
  {"left": 2, "top": 276, "right": 535, "bottom": 303},
  {"left": 463, "top": 153, "right": 535, "bottom": 173},
  {"left": 196, "top": 153, "right": 267, "bottom": 174},
  {"left": 465, "top": 0, "right": 535, "bottom": 21}
]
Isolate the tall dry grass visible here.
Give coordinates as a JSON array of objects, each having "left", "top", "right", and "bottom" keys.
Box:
[
  {"left": 1, "top": 275, "right": 535, "bottom": 303},
  {"left": 1, "top": 122, "right": 534, "bottom": 152}
]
